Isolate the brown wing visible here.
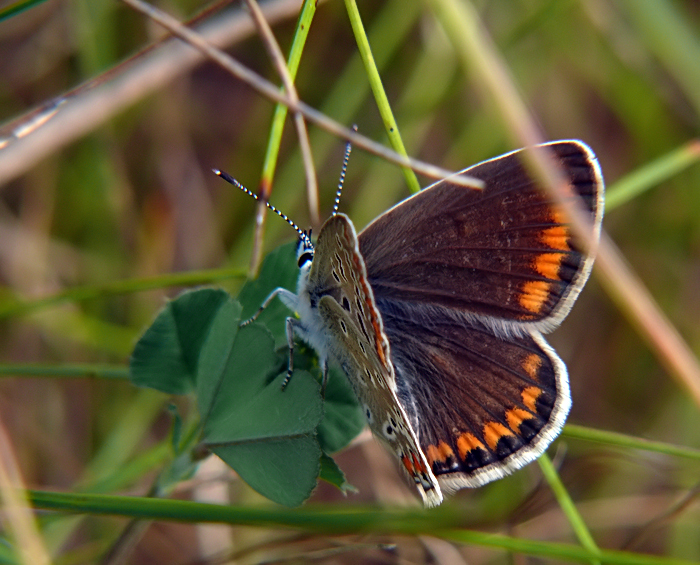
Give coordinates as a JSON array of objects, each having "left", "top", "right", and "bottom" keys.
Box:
[
  {"left": 358, "top": 141, "right": 604, "bottom": 331},
  {"left": 377, "top": 299, "right": 569, "bottom": 489}
]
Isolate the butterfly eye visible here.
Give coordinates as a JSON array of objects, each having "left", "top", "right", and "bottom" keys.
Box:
[
  {"left": 297, "top": 251, "right": 314, "bottom": 268},
  {"left": 296, "top": 231, "right": 314, "bottom": 268}
]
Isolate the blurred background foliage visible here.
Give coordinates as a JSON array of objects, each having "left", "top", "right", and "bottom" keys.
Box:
[{"left": 0, "top": 0, "right": 699, "bottom": 563}]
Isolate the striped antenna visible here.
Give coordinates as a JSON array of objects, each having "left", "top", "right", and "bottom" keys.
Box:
[
  {"left": 213, "top": 169, "right": 309, "bottom": 244},
  {"left": 332, "top": 125, "right": 357, "bottom": 216}
]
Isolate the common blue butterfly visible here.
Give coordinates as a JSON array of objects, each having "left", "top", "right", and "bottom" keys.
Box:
[{"left": 217, "top": 140, "right": 604, "bottom": 506}]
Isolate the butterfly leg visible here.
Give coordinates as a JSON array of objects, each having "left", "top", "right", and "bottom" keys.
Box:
[
  {"left": 240, "top": 287, "right": 298, "bottom": 327},
  {"left": 241, "top": 286, "right": 301, "bottom": 390},
  {"left": 320, "top": 359, "right": 329, "bottom": 399},
  {"left": 280, "top": 316, "right": 298, "bottom": 390}
]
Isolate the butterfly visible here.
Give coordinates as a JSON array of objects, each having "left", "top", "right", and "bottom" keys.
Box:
[{"left": 217, "top": 139, "right": 604, "bottom": 506}]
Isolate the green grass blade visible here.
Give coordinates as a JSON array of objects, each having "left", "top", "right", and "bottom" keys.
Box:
[
  {"left": 606, "top": 140, "right": 700, "bottom": 210},
  {"left": 0, "top": 268, "right": 246, "bottom": 319},
  {"left": 617, "top": 1, "right": 700, "bottom": 118},
  {"left": 260, "top": 0, "right": 317, "bottom": 188},
  {"left": 563, "top": 424, "right": 700, "bottom": 461},
  {"left": 28, "top": 490, "right": 698, "bottom": 564},
  {"left": 539, "top": 453, "right": 601, "bottom": 564},
  {"left": 0, "top": 0, "right": 49, "bottom": 22},
  {"left": 0, "top": 364, "right": 128, "bottom": 380},
  {"left": 344, "top": 0, "right": 420, "bottom": 194}
]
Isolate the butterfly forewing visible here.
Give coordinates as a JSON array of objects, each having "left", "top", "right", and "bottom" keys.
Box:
[
  {"left": 359, "top": 141, "right": 604, "bottom": 333},
  {"left": 309, "top": 215, "right": 442, "bottom": 506}
]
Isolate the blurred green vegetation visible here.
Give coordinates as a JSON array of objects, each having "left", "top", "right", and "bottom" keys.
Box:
[{"left": 0, "top": 0, "right": 699, "bottom": 563}]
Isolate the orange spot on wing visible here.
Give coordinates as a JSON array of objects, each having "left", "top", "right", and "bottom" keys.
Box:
[
  {"left": 438, "top": 441, "right": 454, "bottom": 460},
  {"left": 412, "top": 452, "right": 427, "bottom": 474},
  {"left": 483, "top": 422, "right": 515, "bottom": 451},
  {"left": 522, "top": 353, "right": 542, "bottom": 381},
  {"left": 506, "top": 407, "right": 535, "bottom": 434},
  {"left": 522, "top": 386, "right": 543, "bottom": 412},
  {"left": 456, "top": 433, "right": 485, "bottom": 460},
  {"left": 551, "top": 208, "right": 569, "bottom": 225},
  {"left": 426, "top": 444, "right": 440, "bottom": 465},
  {"left": 533, "top": 252, "right": 564, "bottom": 280},
  {"left": 426, "top": 441, "right": 455, "bottom": 466},
  {"left": 351, "top": 251, "right": 390, "bottom": 369},
  {"left": 520, "top": 280, "right": 551, "bottom": 313},
  {"left": 374, "top": 335, "right": 388, "bottom": 367},
  {"left": 540, "top": 225, "right": 570, "bottom": 250},
  {"left": 402, "top": 454, "right": 415, "bottom": 474}
]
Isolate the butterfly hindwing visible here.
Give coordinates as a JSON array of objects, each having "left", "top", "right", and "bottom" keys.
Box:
[{"left": 377, "top": 299, "right": 569, "bottom": 489}]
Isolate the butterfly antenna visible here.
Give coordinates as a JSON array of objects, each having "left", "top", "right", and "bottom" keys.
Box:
[
  {"left": 332, "top": 125, "right": 357, "bottom": 217},
  {"left": 213, "top": 169, "right": 309, "bottom": 244}
]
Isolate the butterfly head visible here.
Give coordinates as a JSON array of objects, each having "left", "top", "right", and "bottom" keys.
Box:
[{"left": 296, "top": 229, "right": 314, "bottom": 271}]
